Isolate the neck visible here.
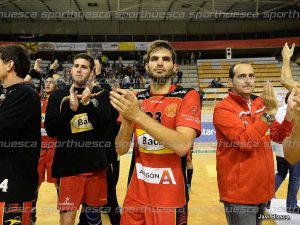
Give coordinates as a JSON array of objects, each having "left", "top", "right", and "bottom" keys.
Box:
[
  {"left": 3, "top": 73, "right": 24, "bottom": 88},
  {"left": 73, "top": 81, "right": 86, "bottom": 89},
  {"left": 150, "top": 79, "right": 172, "bottom": 95}
]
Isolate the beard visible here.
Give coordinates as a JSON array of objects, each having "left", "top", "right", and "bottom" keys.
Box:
[
  {"left": 148, "top": 69, "right": 174, "bottom": 85},
  {"left": 72, "top": 75, "right": 89, "bottom": 86}
]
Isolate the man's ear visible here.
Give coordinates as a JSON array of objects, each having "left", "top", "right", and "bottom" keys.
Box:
[
  {"left": 145, "top": 63, "right": 149, "bottom": 72},
  {"left": 6, "top": 60, "right": 14, "bottom": 72},
  {"left": 227, "top": 78, "right": 233, "bottom": 88},
  {"left": 173, "top": 63, "right": 178, "bottom": 74}
]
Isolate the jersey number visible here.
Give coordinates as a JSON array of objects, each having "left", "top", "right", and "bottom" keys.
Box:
[{"left": 0, "top": 179, "right": 8, "bottom": 192}]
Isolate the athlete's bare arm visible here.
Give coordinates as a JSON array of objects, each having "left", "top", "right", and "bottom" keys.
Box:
[
  {"left": 280, "top": 42, "right": 300, "bottom": 164},
  {"left": 110, "top": 89, "right": 196, "bottom": 157}
]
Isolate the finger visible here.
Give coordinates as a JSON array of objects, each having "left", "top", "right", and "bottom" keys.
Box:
[
  {"left": 70, "top": 83, "right": 75, "bottom": 94},
  {"left": 123, "top": 90, "right": 135, "bottom": 100},
  {"left": 126, "top": 90, "right": 138, "bottom": 102},
  {"left": 269, "top": 83, "right": 275, "bottom": 99},
  {"left": 110, "top": 100, "right": 124, "bottom": 113},
  {"left": 262, "top": 81, "right": 269, "bottom": 97},
  {"left": 110, "top": 95, "right": 126, "bottom": 111},
  {"left": 115, "top": 88, "right": 128, "bottom": 96},
  {"left": 290, "top": 88, "right": 296, "bottom": 99},
  {"left": 110, "top": 91, "right": 131, "bottom": 105},
  {"left": 291, "top": 43, "right": 295, "bottom": 52}
]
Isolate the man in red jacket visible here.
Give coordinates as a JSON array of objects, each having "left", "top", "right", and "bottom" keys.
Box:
[{"left": 213, "top": 62, "right": 296, "bottom": 225}]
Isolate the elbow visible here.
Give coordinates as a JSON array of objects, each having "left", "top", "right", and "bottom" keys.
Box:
[
  {"left": 115, "top": 140, "right": 131, "bottom": 156},
  {"left": 173, "top": 143, "right": 193, "bottom": 157}
]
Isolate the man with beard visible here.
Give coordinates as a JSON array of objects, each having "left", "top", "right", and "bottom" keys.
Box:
[
  {"left": 110, "top": 40, "right": 201, "bottom": 225},
  {"left": 45, "top": 53, "right": 114, "bottom": 225}
]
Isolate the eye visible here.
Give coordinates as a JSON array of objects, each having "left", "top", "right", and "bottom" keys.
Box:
[{"left": 150, "top": 57, "right": 158, "bottom": 61}]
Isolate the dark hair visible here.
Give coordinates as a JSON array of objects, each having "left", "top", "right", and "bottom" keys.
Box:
[
  {"left": 73, "top": 53, "right": 95, "bottom": 70},
  {"left": 229, "top": 62, "right": 251, "bottom": 80},
  {"left": 285, "top": 91, "right": 291, "bottom": 104},
  {"left": 146, "top": 40, "right": 176, "bottom": 63},
  {"left": 0, "top": 44, "right": 31, "bottom": 78}
]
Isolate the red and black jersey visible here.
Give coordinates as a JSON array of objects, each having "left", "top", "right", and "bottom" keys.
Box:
[
  {"left": 127, "top": 85, "right": 201, "bottom": 208},
  {"left": 41, "top": 97, "right": 56, "bottom": 149}
]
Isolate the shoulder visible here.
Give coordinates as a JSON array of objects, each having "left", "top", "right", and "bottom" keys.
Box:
[
  {"left": 137, "top": 89, "right": 150, "bottom": 100},
  {"left": 169, "top": 87, "right": 197, "bottom": 99},
  {"left": 48, "top": 86, "right": 69, "bottom": 102},
  {"left": 10, "top": 83, "right": 39, "bottom": 100},
  {"left": 214, "top": 96, "right": 235, "bottom": 111}
]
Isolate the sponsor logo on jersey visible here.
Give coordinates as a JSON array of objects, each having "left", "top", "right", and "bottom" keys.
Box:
[
  {"left": 170, "top": 90, "right": 188, "bottom": 95},
  {"left": 70, "top": 113, "right": 93, "bottom": 134},
  {"left": 136, "top": 163, "right": 176, "bottom": 185},
  {"left": 4, "top": 216, "right": 22, "bottom": 225},
  {"left": 165, "top": 103, "right": 178, "bottom": 117},
  {"left": 190, "top": 106, "right": 199, "bottom": 115},
  {"left": 136, "top": 129, "right": 173, "bottom": 154}
]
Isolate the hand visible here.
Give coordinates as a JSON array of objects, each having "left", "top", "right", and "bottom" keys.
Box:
[
  {"left": 286, "top": 88, "right": 297, "bottom": 121},
  {"left": 81, "top": 86, "right": 91, "bottom": 105},
  {"left": 280, "top": 43, "right": 298, "bottom": 93},
  {"left": 110, "top": 88, "right": 140, "bottom": 122},
  {"left": 261, "top": 81, "right": 278, "bottom": 115},
  {"left": 94, "top": 59, "right": 101, "bottom": 75},
  {"left": 80, "top": 72, "right": 95, "bottom": 105},
  {"left": 282, "top": 42, "right": 295, "bottom": 61},
  {"left": 34, "top": 58, "right": 42, "bottom": 73},
  {"left": 69, "top": 83, "right": 79, "bottom": 111},
  {"left": 50, "top": 59, "right": 59, "bottom": 70}
]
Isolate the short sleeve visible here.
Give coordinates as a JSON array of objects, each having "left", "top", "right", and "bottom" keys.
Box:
[{"left": 176, "top": 90, "right": 201, "bottom": 136}]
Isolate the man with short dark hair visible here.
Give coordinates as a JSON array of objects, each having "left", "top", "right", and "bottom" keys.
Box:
[
  {"left": 214, "top": 62, "right": 295, "bottom": 225},
  {"left": 0, "top": 44, "right": 41, "bottom": 225},
  {"left": 110, "top": 40, "right": 201, "bottom": 225},
  {"left": 45, "top": 53, "right": 114, "bottom": 225}
]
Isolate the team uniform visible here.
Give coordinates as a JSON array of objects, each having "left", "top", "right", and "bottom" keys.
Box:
[
  {"left": 0, "top": 83, "right": 41, "bottom": 225},
  {"left": 39, "top": 97, "right": 57, "bottom": 184},
  {"left": 44, "top": 85, "right": 114, "bottom": 211},
  {"left": 121, "top": 85, "right": 201, "bottom": 225}
]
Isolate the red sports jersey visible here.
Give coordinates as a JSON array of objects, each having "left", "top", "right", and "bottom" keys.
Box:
[
  {"left": 127, "top": 85, "right": 201, "bottom": 208},
  {"left": 41, "top": 98, "right": 56, "bottom": 149}
]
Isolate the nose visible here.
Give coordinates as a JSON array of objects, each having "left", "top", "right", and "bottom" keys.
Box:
[
  {"left": 244, "top": 75, "right": 251, "bottom": 82},
  {"left": 157, "top": 58, "right": 163, "bottom": 65}
]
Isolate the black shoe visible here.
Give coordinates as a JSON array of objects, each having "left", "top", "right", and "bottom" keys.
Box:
[{"left": 287, "top": 206, "right": 300, "bottom": 214}]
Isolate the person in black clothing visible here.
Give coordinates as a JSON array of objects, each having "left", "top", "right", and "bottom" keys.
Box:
[
  {"left": 77, "top": 64, "right": 121, "bottom": 225},
  {"left": 0, "top": 44, "right": 41, "bottom": 225},
  {"left": 45, "top": 53, "right": 114, "bottom": 225}
]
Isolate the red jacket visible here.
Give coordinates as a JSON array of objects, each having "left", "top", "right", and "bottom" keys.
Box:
[{"left": 213, "top": 92, "right": 293, "bottom": 204}]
